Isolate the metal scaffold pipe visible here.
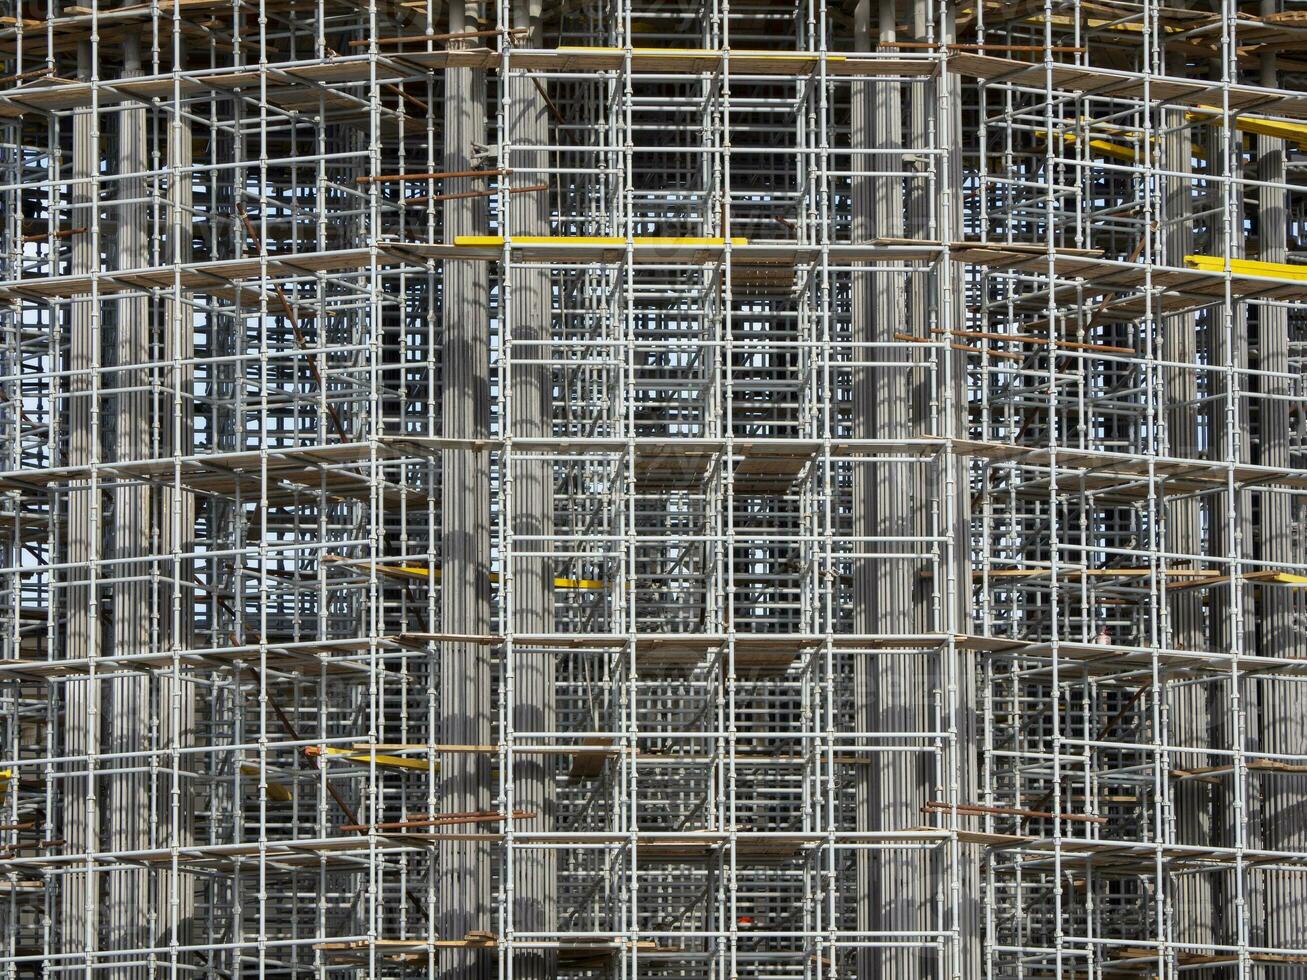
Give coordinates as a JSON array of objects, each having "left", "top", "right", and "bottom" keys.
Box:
[{"left": 0, "top": 0, "right": 1299, "bottom": 975}]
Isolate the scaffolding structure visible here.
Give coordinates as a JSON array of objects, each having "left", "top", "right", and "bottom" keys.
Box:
[{"left": 1, "top": 0, "right": 1307, "bottom": 975}]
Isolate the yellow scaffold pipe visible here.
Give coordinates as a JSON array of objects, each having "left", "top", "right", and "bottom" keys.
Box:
[
  {"left": 1036, "top": 129, "right": 1206, "bottom": 163},
  {"left": 304, "top": 745, "right": 433, "bottom": 773},
  {"left": 240, "top": 764, "right": 294, "bottom": 802},
  {"left": 1185, "top": 254, "right": 1307, "bottom": 282},
  {"left": 323, "top": 555, "right": 606, "bottom": 590},
  {"left": 454, "top": 235, "right": 748, "bottom": 248},
  {"left": 1188, "top": 108, "right": 1307, "bottom": 148},
  {"left": 1036, "top": 130, "right": 1139, "bottom": 162}
]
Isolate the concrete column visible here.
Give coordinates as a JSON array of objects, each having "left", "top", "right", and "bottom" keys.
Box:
[
  {"left": 850, "top": 0, "right": 932, "bottom": 975},
  {"left": 1203, "top": 60, "right": 1253, "bottom": 955},
  {"left": 104, "top": 37, "right": 152, "bottom": 976},
  {"left": 159, "top": 98, "right": 197, "bottom": 962},
  {"left": 62, "top": 38, "right": 100, "bottom": 967},
  {"left": 439, "top": 5, "right": 493, "bottom": 972},
  {"left": 1161, "top": 101, "right": 1217, "bottom": 956},
  {"left": 507, "top": 0, "right": 556, "bottom": 974},
  {"left": 937, "top": 6, "right": 981, "bottom": 974},
  {"left": 1253, "top": 28, "right": 1305, "bottom": 953}
]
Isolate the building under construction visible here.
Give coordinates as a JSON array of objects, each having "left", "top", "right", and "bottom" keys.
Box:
[{"left": 1, "top": 0, "right": 1307, "bottom": 975}]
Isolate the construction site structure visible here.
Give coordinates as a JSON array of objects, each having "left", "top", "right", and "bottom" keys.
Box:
[{"left": 1, "top": 0, "right": 1307, "bottom": 975}]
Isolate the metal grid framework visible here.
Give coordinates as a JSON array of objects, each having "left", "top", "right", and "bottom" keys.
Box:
[{"left": 0, "top": 0, "right": 1306, "bottom": 976}]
